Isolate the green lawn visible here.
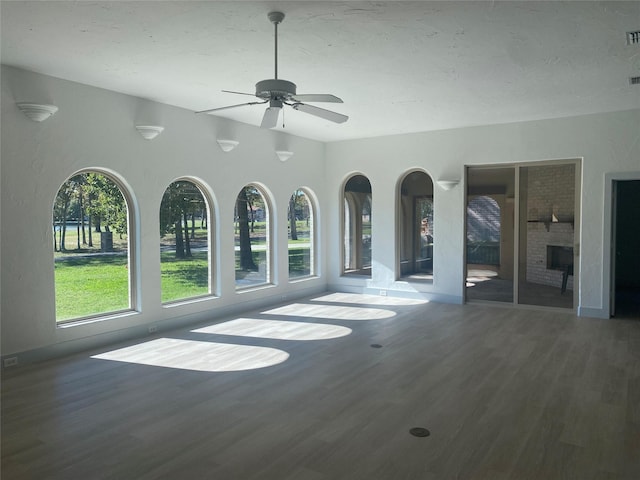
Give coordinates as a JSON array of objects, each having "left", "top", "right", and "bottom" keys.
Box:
[
  {"left": 288, "top": 247, "right": 312, "bottom": 278},
  {"left": 55, "top": 254, "right": 130, "bottom": 321},
  {"left": 55, "top": 251, "right": 211, "bottom": 320},
  {"left": 56, "top": 241, "right": 311, "bottom": 321},
  {"left": 161, "top": 251, "right": 209, "bottom": 303}
]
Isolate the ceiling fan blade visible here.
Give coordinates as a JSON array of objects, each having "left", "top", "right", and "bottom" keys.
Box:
[
  {"left": 260, "top": 106, "right": 281, "bottom": 128},
  {"left": 291, "top": 103, "right": 348, "bottom": 124},
  {"left": 196, "top": 100, "right": 267, "bottom": 114},
  {"left": 291, "top": 94, "right": 343, "bottom": 103},
  {"left": 222, "top": 89, "right": 258, "bottom": 97}
]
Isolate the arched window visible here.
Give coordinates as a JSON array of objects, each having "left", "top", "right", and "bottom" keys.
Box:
[
  {"left": 342, "top": 174, "right": 372, "bottom": 277},
  {"left": 234, "top": 185, "right": 271, "bottom": 288},
  {"left": 53, "top": 171, "right": 132, "bottom": 322},
  {"left": 288, "top": 188, "right": 315, "bottom": 279},
  {"left": 159, "top": 180, "right": 211, "bottom": 303},
  {"left": 466, "top": 196, "right": 501, "bottom": 266},
  {"left": 398, "top": 171, "right": 434, "bottom": 281}
]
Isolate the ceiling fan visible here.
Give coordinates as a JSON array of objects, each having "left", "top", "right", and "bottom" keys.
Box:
[{"left": 196, "top": 11, "right": 348, "bottom": 128}]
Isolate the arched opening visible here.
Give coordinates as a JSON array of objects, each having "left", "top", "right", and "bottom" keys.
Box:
[
  {"left": 159, "top": 179, "right": 212, "bottom": 303},
  {"left": 398, "top": 170, "right": 434, "bottom": 281},
  {"left": 342, "top": 174, "right": 372, "bottom": 277},
  {"left": 53, "top": 171, "right": 133, "bottom": 322}
]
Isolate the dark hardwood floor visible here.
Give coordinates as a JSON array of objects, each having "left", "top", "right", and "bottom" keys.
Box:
[{"left": 2, "top": 293, "right": 639, "bottom": 479}]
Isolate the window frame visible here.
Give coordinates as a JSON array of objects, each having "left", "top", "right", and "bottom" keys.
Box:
[
  {"left": 234, "top": 183, "right": 274, "bottom": 291},
  {"left": 159, "top": 177, "right": 215, "bottom": 305},
  {"left": 53, "top": 168, "right": 138, "bottom": 326}
]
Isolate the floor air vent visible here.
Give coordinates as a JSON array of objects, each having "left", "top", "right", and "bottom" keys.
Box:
[
  {"left": 628, "top": 31, "right": 640, "bottom": 45},
  {"left": 630, "top": 76, "right": 640, "bottom": 86}
]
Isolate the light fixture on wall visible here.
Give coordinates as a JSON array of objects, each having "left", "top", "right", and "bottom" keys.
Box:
[
  {"left": 275, "top": 150, "right": 294, "bottom": 162},
  {"left": 16, "top": 103, "right": 58, "bottom": 122},
  {"left": 135, "top": 125, "right": 164, "bottom": 140},
  {"left": 436, "top": 179, "right": 460, "bottom": 190},
  {"left": 216, "top": 139, "right": 239, "bottom": 152}
]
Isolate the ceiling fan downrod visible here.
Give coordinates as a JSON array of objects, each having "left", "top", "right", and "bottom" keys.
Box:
[{"left": 268, "top": 11, "right": 285, "bottom": 80}]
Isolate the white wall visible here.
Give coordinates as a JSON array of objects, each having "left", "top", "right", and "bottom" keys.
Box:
[
  {"left": 325, "top": 109, "right": 640, "bottom": 317},
  {"left": 2, "top": 65, "right": 638, "bottom": 362},
  {"left": 1, "top": 66, "right": 326, "bottom": 359}
]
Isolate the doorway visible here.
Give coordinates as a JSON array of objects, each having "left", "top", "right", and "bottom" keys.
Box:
[
  {"left": 465, "top": 160, "right": 580, "bottom": 310},
  {"left": 611, "top": 180, "right": 640, "bottom": 319},
  {"left": 466, "top": 167, "right": 515, "bottom": 303}
]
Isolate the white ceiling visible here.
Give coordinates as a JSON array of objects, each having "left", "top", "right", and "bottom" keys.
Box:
[{"left": 1, "top": 1, "right": 638, "bottom": 142}]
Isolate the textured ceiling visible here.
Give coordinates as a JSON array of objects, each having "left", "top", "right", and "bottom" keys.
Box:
[{"left": 1, "top": 1, "right": 639, "bottom": 142}]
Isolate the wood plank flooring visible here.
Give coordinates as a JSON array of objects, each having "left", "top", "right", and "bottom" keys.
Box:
[{"left": 2, "top": 293, "right": 640, "bottom": 479}]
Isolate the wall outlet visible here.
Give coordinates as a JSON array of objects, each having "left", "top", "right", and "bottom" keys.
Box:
[
  {"left": 4, "top": 357, "right": 18, "bottom": 367},
  {"left": 379, "top": 290, "right": 387, "bottom": 296},
  {"left": 148, "top": 325, "right": 158, "bottom": 333}
]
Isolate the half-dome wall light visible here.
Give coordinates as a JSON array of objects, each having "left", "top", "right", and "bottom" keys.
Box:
[
  {"left": 217, "top": 139, "right": 239, "bottom": 152},
  {"left": 436, "top": 179, "right": 460, "bottom": 190},
  {"left": 135, "top": 125, "right": 164, "bottom": 140},
  {"left": 275, "top": 150, "right": 294, "bottom": 162},
  {"left": 17, "top": 103, "right": 58, "bottom": 122}
]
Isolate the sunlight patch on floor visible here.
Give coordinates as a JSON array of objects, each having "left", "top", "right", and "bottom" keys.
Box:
[
  {"left": 92, "top": 338, "right": 289, "bottom": 372},
  {"left": 262, "top": 303, "right": 396, "bottom": 320},
  {"left": 193, "top": 318, "right": 352, "bottom": 341},
  {"left": 311, "top": 293, "right": 428, "bottom": 306}
]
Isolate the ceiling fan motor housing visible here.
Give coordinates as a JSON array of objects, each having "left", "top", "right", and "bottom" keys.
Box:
[
  {"left": 255, "top": 79, "right": 297, "bottom": 100},
  {"left": 267, "top": 11, "right": 285, "bottom": 25}
]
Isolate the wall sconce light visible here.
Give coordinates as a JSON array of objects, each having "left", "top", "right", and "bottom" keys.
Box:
[
  {"left": 16, "top": 103, "right": 58, "bottom": 122},
  {"left": 436, "top": 179, "right": 460, "bottom": 190},
  {"left": 216, "top": 139, "right": 239, "bottom": 152},
  {"left": 135, "top": 125, "right": 164, "bottom": 140},
  {"left": 275, "top": 150, "right": 294, "bottom": 162}
]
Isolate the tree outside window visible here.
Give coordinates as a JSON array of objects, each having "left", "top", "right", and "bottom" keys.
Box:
[
  {"left": 288, "top": 189, "right": 314, "bottom": 279},
  {"left": 53, "top": 172, "right": 131, "bottom": 322},
  {"left": 235, "top": 185, "right": 270, "bottom": 288},
  {"left": 159, "top": 180, "right": 210, "bottom": 303}
]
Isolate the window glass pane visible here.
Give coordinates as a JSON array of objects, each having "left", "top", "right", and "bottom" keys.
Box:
[
  {"left": 518, "top": 164, "right": 575, "bottom": 309},
  {"left": 288, "top": 189, "right": 314, "bottom": 279},
  {"left": 159, "top": 181, "right": 210, "bottom": 303},
  {"left": 343, "top": 197, "right": 352, "bottom": 271},
  {"left": 362, "top": 195, "right": 372, "bottom": 269},
  {"left": 466, "top": 167, "right": 515, "bottom": 303},
  {"left": 54, "top": 172, "right": 130, "bottom": 322},
  {"left": 235, "top": 186, "right": 269, "bottom": 288}
]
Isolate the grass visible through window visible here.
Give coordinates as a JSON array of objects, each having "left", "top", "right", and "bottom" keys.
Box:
[
  {"left": 161, "top": 251, "right": 209, "bottom": 303},
  {"left": 55, "top": 254, "right": 129, "bottom": 321}
]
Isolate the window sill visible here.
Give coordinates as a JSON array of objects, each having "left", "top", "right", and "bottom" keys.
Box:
[
  {"left": 162, "top": 294, "right": 217, "bottom": 308},
  {"left": 235, "top": 283, "right": 275, "bottom": 294},
  {"left": 289, "top": 275, "right": 318, "bottom": 284},
  {"left": 56, "top": 309, "right": 139, "bottom": 328}
]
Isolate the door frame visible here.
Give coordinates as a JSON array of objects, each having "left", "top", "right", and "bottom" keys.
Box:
[
  {"left": 603, "top": 172, "right": 640, "bottom": 317},
  {"left": 465, "top": 159, "right": 581, "bottom": 311}
]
